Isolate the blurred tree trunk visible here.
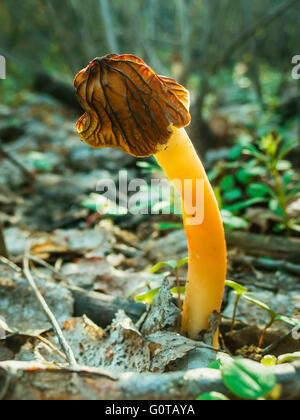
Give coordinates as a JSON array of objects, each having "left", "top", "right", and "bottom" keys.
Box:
[{"left": 98, "top": 0, "right": 119, "bottom": 52}]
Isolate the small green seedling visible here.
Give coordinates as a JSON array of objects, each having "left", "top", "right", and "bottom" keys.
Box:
[
  {"left": 150, "top": 258, "right": 188, "bottom": 310},
  {"left": 135, "top": 258, "right": 189, "bottom": 307},
  {"left": 261, "top": 355, "right": 278, "bottom": 367},
  {"left": 262, "top": 351, "right": 300, "bottom": 366},
  {"left": 277, "top": 352, "right": 300, "bottom": 364},
  {"left": 244, "top": 132, "right": 300, "bottom": 234},
  {"left": 197, "top": 357, "right": 278, "bottom": 401},
  {"left": 226, "top": 280, "right": 300, "bottom": 346},
  {"left": 225, "top": 280, "right": 249, "bottom": 336},
  {"left": 197, "top": 392, "right": 229, "bottom": 401},
  {"left": 243, "top": 295, "right": 300, "bottom": 347}
]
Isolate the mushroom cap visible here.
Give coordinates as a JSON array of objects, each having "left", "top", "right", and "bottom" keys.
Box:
[{"left": 73, "top": 54, "right": 191, "bottom": 157}]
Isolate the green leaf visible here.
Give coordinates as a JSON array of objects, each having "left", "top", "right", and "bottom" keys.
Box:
[
  {"left": 208, "top": 167, "right": 221, "bottom": 182},
  {"left": 221, "top": 359, "right": 277, "bottom": 400},
  {"left": 236, "top": 167, "right": 266, "bottom": 184},
  {"left": 223, "top": 188, "right": 243, "bottom": 202},
  {"left": 225, "top": 280, "right": 248, "bottom": 296},
  {"left": 246, "top": 183, "right": 274, "bottom": 198},
  {"left": 224, "top": 197, "right": 268, "bottom": 213},
  {"left": 283, "top": 170, "right": 295, "bottom": 189},
  {"left": 278, "top": 352, "right": 300, "bottom": 364},
  {"left": 157, "top": 223, "right": 183, "bottom": 231},
  {"left": 170, "top": 286, "right": 186, "bottom": 295},
  {"left": 236, "top": 168, "right": 254, "bottom": 184},
  {"left": 223, "top": 216, "right": 249, "bottom": 230},
  {"left": 176, "top": 257, "right": 189, "bottom": 269},
  {"left": 196, "top": 392, "right": 229, "bottom": 401},
  {"left": 269, "top": 199, "right": 284, "bottom": 217},
  {"left": 136, "top": 161, "right": 160, "bottom": 172},
  {"left": 261, "top": 356, "right": 277, "bottom": 367},
  {"left": 276, "top": 160, "right": 292, "bottom": 171},
  {"left": 275, "top": 315, "right": 300, "bottom": 328},
  {"left": 28, "top": 152, "right": 53, "bottom": 171},
  {"left": 207, "top": 359, "right": 222, "bottom": 370},
  {"left": 220, "top": 175, "right": 235, "bottom": 191},
  {"left": 228, "top": 144, "right": 243, "bottom": 161},
  {"left": 260, "top": 133, "right": 281, "bottom": 156},
  {"left": 150, "top": 260, "right": 178, "bottom": 273},
  {"left": 135, "top": 288, "right": 159, "bottom": 304},
  {"left": 81, "top": 194, "right": 128, "bottom": 216},
  {"left": 243, "top": 295, "right": 276, "bottom": 318},
  {"left": 243, "top": 144, "right": 268, "bottom": 163},
  {"left": 289, "top": 223, "right": 300, "bottom": 233}
]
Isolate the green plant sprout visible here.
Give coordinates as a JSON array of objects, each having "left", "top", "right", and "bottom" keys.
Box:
[
  {"left": 225, "top": 280, "right": 248, "bottom": 337},
  {"left": 244, "top": 132, "right": 300, "bottom": 234},
  {"left": 208, "top": 131, "right": 300, "bottom": 235},
  {"left": 197, "top": 358, "right": 278, "bottom": 401},
  {"left": 134, "top": 258, "right": 189, "bottom": 308},
  {"left": 226, "top": 280, "right": 300, "bottom": 347},
  {"left": 126, "top": 272, "right": 169, "bottom": 301}
]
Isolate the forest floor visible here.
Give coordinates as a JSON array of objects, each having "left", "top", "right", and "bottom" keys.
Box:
[{"left": 0, "top": 93, "right": 300, "bottom": 400}]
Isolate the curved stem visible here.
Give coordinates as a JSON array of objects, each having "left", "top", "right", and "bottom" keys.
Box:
[
  {"left": 230, "top": 294, "right": 241, "bottom": 338},
  {"left": 155, "top": 128, "right": 227, "bottom": 345},
  {"left": 271, "top": 167, "right": 290, "bottom": 234}
]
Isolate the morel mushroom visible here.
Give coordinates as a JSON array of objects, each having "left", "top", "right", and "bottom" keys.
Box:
[{"left": 74, "top": 54, "right": 227, "bottom": 345}]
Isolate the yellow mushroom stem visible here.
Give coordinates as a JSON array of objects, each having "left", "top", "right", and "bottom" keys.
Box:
[{"left": 155, "top": 127, "right": 227, "bottom": 345}]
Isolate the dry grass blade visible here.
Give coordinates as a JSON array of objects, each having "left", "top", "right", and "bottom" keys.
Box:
[{"left": 23, "top": 247, "right": 77, "bottom": 368}]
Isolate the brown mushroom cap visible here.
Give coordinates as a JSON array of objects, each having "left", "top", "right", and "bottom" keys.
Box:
[{"left": 73, "top": 54, "right": 191, "bottom": 157}]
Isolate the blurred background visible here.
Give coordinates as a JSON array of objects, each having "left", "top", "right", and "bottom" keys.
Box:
[
  {"left": 1, "top": 0, "right": 299, "bottom": 150},
  {"left": 0, "top": 0, "right": 300, "bottom": 244}
]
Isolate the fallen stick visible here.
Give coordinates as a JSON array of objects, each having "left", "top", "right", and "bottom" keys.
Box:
[
  {"left": 0, "top": 360, "right": 300, "bottom": 400},
  {"left": 0, "top": 254, "right": 147, "bottom": 329},
  {"left": 226, "top": 231, "right": 300, "bottom": 260},
  {"left": 233, "top": 255, "right": 300, "bottom": 276},
  {"left": 70, "top": 286, "right": 147, "bottom": 328}
]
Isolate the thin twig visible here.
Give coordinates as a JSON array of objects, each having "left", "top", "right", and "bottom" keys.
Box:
[
  {"left": 230, "top": 294, "right": 240, "bottom": 338},
  {"left": 34, "top": 335, "right": 68, "bottom": 362},
  {"left": 23, "top": 250, "right": 77, "bottom": 368},
  {"left": 28, "top": 255, "right": 68, "bottom": 282},
  {"left": 262, "top": 332, "right": 292, "bottom": 357},
  {"left": 175, "top": 267, "right": 182, "bottom": 312},
  {"left": 0, "top": 255, "right": 22, "bottom": 273},
  {"left": 259, "top": 318, "right": 275, "bottom": 348}
]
